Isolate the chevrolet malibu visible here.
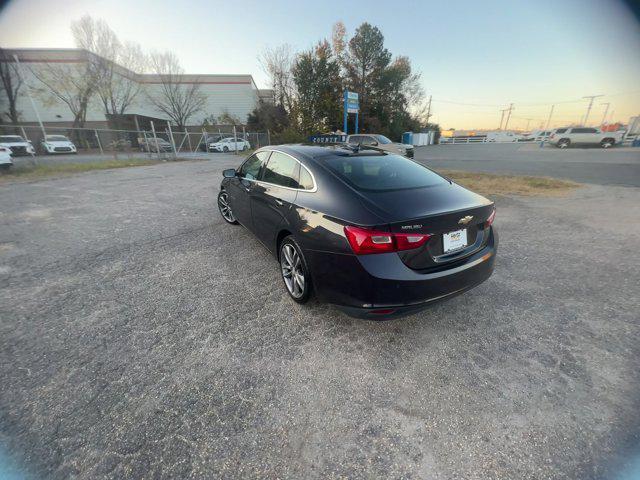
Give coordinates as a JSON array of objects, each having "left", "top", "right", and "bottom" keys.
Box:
[{"left": 217, "top": 145, "right": 497, "bottom": 318}]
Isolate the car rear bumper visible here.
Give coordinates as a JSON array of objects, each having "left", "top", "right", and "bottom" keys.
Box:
[{"left": 306, "top": 227, "right": 498, "bottom": 319}]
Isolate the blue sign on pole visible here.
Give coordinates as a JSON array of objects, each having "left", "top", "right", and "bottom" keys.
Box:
[{"left": 343, "top": 91, "right": 359, "bottom": 135}]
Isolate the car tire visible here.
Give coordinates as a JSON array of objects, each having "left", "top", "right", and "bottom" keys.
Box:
[
  {"left": 0, "top": 164, "right": 11, "bottom": 171},
  {"left": 557, "top": 138, "right": 570, "bottom": 149},
  {"left": 217, "top": 190, "right": 238, "bottom": 224},
  {"left": 223, "top": 146, "right": 229, "bottom": 152},
  {"left": 600, "top": 138, "right": 615, "bottom": 149},
  {"left": 279, "top": 236, "right": 312, "bottom": 304}
]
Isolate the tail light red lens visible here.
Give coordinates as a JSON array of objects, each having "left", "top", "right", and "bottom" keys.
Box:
[
  {"left": 485, "top": 208, "right": 496, "bottom": 228},
  {"left": 344, "top": 226, "right": 431, "bottom": 255}
]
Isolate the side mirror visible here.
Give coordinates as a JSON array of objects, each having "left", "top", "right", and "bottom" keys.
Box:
[
  {"left": 371, "top": 141, "right": 379, "bottom": 146},
  {"left": 223, "top": 168, "right": 237, "bottom": 178}
]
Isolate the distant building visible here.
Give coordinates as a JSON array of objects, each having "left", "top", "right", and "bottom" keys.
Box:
[{"left": 2, "top": 48, "right": 272, "bottom": 130}]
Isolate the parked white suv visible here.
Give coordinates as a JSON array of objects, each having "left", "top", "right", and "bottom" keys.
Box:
[
  {"left": 548, "top": 127, "right": 622, "bottom": 149},
  {"left": 0, "top": 135, "right": 36, "bottom": 156}
]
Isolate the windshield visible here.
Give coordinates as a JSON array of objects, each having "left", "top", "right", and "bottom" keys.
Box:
[
  {"left": 46, "top": 135, "right": 69, "bottom": 141},
  {"left": 374, "top": 135, "right": 392, "bottom": 144},
  {"left": 0, "top": 136, "right": 24, "bottom": 142},
  {"left": 324, "top": 154, "right": 448, "bottom": 191}
]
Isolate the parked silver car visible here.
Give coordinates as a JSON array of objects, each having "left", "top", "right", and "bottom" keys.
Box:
[
  {"left": 548, "top": 127, "right": 622, "bottom": 149},
  {"left": 346, "top": 134, "right": 414, "bottom": 158}
]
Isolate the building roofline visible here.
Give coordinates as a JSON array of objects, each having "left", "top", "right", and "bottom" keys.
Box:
[{"left": 2, "top": 47, "right": 261, "bottom": 88}]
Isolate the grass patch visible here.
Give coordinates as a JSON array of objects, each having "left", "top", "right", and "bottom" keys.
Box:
[
  {"left": 437, "top": 169, "right": 580, "bottom": 197},
  {"left": 0, "top": 157, "right": 186, "bottom": 183}
]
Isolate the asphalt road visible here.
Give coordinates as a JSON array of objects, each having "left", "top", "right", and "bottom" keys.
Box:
[
  {"left": 415, "top": 143, "right": 640, "bottom": 187},
  {"left": 1, "top": 156, "right": 639, "bottom": 479}
]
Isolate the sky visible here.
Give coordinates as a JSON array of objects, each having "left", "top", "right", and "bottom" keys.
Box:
[{"left": 1, "top": 0, "right": 639, "bottom": 130}]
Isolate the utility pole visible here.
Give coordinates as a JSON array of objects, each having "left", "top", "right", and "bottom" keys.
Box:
[
  {"left": 425, "top": 95, "right": 432, "bottom": 125},
  {"left": 503, "top": 103, "right": 514, "bottom": 131},
  {"left": 523, "top": 118, "right": 533, "bottom": 131},
  {"left": 540, "top": 104, "right": 555, "bottom": 148},
  {"left": 498, "top": 107, "right": 509, "bottom": 130},
  {"left": 545, "top": 104, "right": 555, "bottom": 130},
  {"left": 582, "top": 95, "right": 604, "bottom": 126},
  {"left": 600, "top": 102, "right": 610, "bottom": 126}
]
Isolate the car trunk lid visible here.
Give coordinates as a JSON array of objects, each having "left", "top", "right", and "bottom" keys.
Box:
[{"left": 356, "top": 182, "right": 494, "bottom": 270}]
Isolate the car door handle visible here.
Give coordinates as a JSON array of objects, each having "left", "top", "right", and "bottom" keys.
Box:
[{"left": 274, "top": 198, "right": 283, "bottom": 206}]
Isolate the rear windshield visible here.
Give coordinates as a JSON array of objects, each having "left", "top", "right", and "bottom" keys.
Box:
[{"left": 323, "top": 153, "right": 448, "bottom": 191}]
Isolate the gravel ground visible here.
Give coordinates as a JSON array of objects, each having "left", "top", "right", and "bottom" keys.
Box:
[
  {"left": 415, "top": 143, "right": 640, "bottom": 187},
  {"left": 1, "top": 157, "right": 639, "bottom": 479}
]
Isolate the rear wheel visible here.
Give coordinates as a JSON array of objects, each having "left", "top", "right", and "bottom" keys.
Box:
[
  {"left": 557, "top": 138, "right": 570, "bottom": 149},
  {"left": 279, "top": 236, "right": 312, "bottom": 304},
  {"left": 600, "top": 138, "right": 615, "bottom": 149},
  {"left": 217, "top": 191, "right": 238, "bottom": 224}
]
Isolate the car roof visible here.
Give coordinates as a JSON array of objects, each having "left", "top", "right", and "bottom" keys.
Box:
[{"left": 260, "top": 144, "right": 388, "bottom": 162}]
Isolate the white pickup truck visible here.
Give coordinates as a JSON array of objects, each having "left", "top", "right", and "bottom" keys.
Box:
[{"left": 548, "top": 127, "right": 623, "bottom": 149}]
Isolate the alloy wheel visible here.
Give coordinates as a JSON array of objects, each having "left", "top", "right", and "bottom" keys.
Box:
[
  {"left": 281, "top": 243, "right": 305, "bottom": 298},
  {"left": 218, "top": 192, "right": 236, "bottom": 223}
]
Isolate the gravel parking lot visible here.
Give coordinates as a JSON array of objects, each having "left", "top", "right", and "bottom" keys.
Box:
[{"left": 1, "top": 155, "right": 639, "bottom": 479}]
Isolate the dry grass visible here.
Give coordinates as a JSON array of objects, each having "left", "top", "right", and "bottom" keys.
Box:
[
  {"left": 437, "top": 169, "right": 581, "bottom": 197},
  {"left": 0, "top": 158, "right": 186, "bottom": 183}
]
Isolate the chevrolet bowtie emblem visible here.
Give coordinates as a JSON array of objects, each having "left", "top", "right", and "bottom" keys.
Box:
[{"left": 458, "top": 215, "right": 473, "bottom": 225}]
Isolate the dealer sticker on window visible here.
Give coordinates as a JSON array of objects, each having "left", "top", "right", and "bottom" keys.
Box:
[{"left": 443, "top": 229, "right": 468, "bottom": 253}]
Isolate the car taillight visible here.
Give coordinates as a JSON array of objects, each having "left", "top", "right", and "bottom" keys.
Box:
[
  {"left": 344, "top": 226, "right": 431, "bottom": 255},
  {"left": 485, "top": 208, "right": 496, "bottom": 228}
]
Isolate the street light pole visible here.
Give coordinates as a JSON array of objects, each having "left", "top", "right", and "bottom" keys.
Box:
[
  {"left": 582, "top": 95, "right": 604, "bottom": 126},
  {"left": 13, "top": 54, "right": 46, "bottom": 138}
]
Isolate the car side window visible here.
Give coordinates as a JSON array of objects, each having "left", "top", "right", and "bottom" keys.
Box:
[
  {"left": 299, "top": 166, "right": 315, "bottom": 190},
  {"left": 239, "top": 151, "right": 270, "bottom": 180},
  {"left": 261, "top": 151, "right": 300, "bottom": 188},
  {"left": 348, "top": 135, "right": 362, "bottom": 144},
  {"left": 361, "top": 136, "right": 375, "bottom": 145}
]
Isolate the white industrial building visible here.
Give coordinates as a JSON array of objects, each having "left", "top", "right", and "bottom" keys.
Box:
[{"left": 2, "top": 48, "right": 272, "bottom": 130}]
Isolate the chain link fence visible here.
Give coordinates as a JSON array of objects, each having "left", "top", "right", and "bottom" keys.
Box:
[{"left": 0, "top": 124, "right": 270, "bottom": 161}]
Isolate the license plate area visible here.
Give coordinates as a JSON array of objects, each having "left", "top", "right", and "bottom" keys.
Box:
[{"left": 443, "top": 229, "right": 468, "bottom": 253}]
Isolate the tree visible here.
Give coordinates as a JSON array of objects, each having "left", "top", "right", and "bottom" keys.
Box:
[
  {"left": 147, "top": 51, "right": 206, "bottom": 130},
  {"left": 292, "top": 41, "right": 342, "bottom": 133},
  {"left": 30, "top": 51, "right": 97, "bottom": 129},
  {"left": 259, "top": 45, "right": 295, "bottom": 112},
  {"left": 216, "top": 109, "right": 241, "bottom": 126},
  {"left": 71, "top": 15, "right": 146, "bottom": 117},
  {"left": 247, "top": 101, "right": 289, "bottom": 132},
  {"left": 342, "top": 23, "right": 392, "bottom": 131},
  {"left": 0, "top": 48, "right": 23, "bottom": 125}
]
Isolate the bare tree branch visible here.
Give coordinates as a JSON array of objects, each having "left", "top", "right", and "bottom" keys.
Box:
[
  {"left": 259, "top": 45, "right": 295, "bottom": 112},
  {"left": 146, "top": 51, "right": 206, "bottom": 130},
  {"left": 71, "top": 15, "right": 146, "bottom": 117},
  {"left": 30, "top": 57, "right": 97, "bottom": 129}
]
